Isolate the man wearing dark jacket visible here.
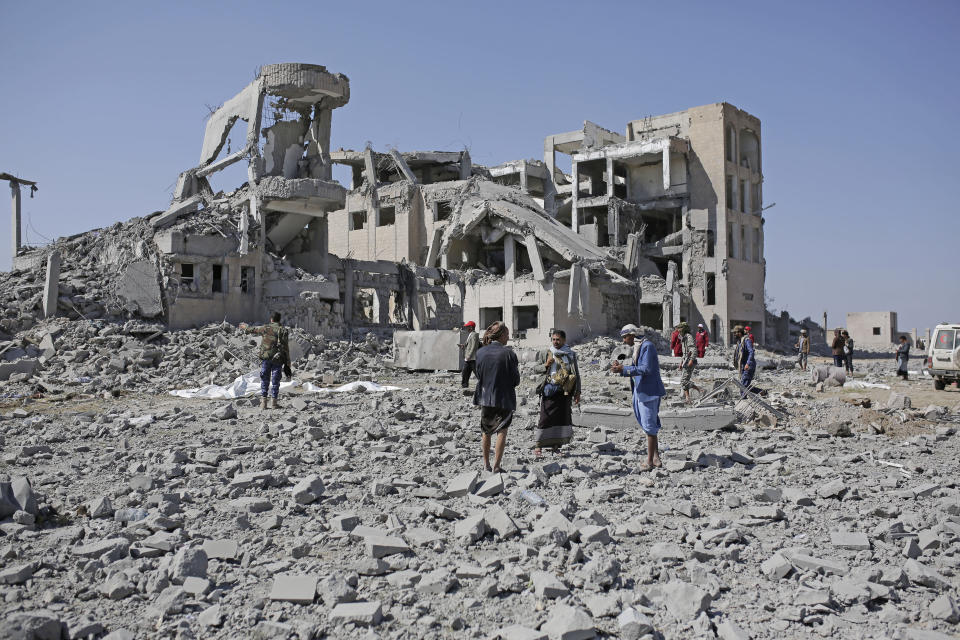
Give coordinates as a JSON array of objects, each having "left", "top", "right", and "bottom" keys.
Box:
[{"left": 473, "top": 321, "right": 520, "bottom": 473}]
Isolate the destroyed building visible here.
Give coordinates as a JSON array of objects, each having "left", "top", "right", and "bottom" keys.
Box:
[{"left": 9, "top": 63, "right": 767, "bottom": 348}]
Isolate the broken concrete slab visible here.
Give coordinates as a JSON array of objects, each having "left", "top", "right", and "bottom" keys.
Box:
[
  {"left": 116, "top": 260, "right": 163, "bottom": 317},
  {"left": 42, "top": 251, "right": 60, "bottom": 319},
  {"left": 268, "top": 574, "right": 317, "bottom": 604},
  {"left": 393, "top": 330, "right": 461, "bottom": 371},
  {"left": 660, "top": 406, "right": 737, "bottom": 431}
]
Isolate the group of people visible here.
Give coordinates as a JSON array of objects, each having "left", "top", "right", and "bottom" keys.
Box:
[
  {"left": 831, "top": 329, "right": 855, "bottom": 373},
  {"left": 461, "top": 320, "right": 672, "bottom": 473}
]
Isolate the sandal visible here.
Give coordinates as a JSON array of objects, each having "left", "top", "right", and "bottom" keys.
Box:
[
  {"left": 493, "top": 466, "right": 504, "bottom": 474},
  {"left": 484, "top": 463, "right": 492, "bottom": 472}
]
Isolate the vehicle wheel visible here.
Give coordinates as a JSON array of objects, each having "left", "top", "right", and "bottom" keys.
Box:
[{"left": 934, "top": 379, "right": 946, "bottom": 391}]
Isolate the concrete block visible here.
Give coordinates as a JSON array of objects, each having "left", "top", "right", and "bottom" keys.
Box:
[
  {"left": 268, "top": 574, "right": 317, "bottom": 604},
  {"left": 454, "top": 513, "right": 487, "bottom": 543},
  {"left": 617, "top": 607, "right": 654, "bottom": 640},
  {"left": 663, "top": 580, "right": 713, "bottom": 620},
  {"left": 761, "top": 553, "right": 792, "bottom": 579},
  {"left": 445, "top": 471, "right": 479, "bottom": 497},
  {"left": 533, "top": 571, "right": 570, "bottom": 598},
  {"left": 329, "top": 601, "right": 383, "bottom": 626},
  {"left": 930, "top": 594, "right": 959, "bottom": 623},
  {"left": 364, "top": 535, "right": 409, "bottom": 558},
  {"left": 291, "top": 474, "right": 325, "bottom": 504},
  {"left": 0, "top": 563, "right": 35, "bottom": 585},
  {"left": 42, "top": 251, "right": 60, "bottom": 318},
  {"left": 830, "top": 530, "right": 870, "bottom": 551},
  {"left": 658, "top": 406, "right": 736, "bottom": 430},
  {"left": 541, "top": 604, "right": 596, "bottom": 640},
  {"left": 475, "top": 474, "right": 504, "bottom": 497},
  {"left": 716, "top": 618, "right": 752, "bottom": 640},
  {"left": 484, "top": 504, "right": 520, "bottom": 539},
  {"left": 789, "top": 553, "right": 849, "bottom": 576},
  {"left": 573, "top": 404, "right": 636, "bottom": 430},
  {"left": 151, "top": 194, "right": 202, "bottom": 229},
  {"left": 393, "top": 330, "right": 462, "bottom": 371}
]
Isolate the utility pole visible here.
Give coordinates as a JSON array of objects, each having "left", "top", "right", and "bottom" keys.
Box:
[{"left": 1, "top": 173, "right": 38, "bottom": 269}]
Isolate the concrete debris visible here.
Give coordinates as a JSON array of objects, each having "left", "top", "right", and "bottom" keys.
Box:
[{"left": 0, "top": 60, "right": 958, "bottom": 640}]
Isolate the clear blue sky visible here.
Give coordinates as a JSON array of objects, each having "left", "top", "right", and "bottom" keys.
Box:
[{"left": 2, "top": 0, "right": 958, "bottom": 333}]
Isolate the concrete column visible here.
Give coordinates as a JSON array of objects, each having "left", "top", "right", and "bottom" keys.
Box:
[
  {"left": 605, "top": 157, "right": 614, "bottom": 196},
  {"left": 308, "top": 217, "right": 328, "bottom": 275},
  {"left": 42, "top": 251, "right": 61, "bottom": 318},
  {"left": 662, "top": 144, "right": 671, "bottom": 191},
  {"left": 571, "top": 160, "right": 579, "bottom": 233},
  {"left": 344, "top": 261, "right": 354, "bottom": 329},
  {"left": 11, "top": 182, "right": 21, "bottom": 263},
  {"left": 519, "top": 163, "right": 528, "bottom": 193},
  {"left": 504, "top": 234, "right": 516, "bottom": 281}
]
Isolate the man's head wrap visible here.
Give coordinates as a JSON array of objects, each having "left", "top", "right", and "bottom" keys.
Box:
[{"left": 482, "top": 321, "right": 508, "bottom": 346}]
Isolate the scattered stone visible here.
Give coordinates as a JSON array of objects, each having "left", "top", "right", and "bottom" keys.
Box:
[
  {"left": 268, "top": 574, "right": 317, "bottom": 604},
  {"left": 328, "top": 601, "right": 383, "bottom": 626},
  {"left": 540, "top": 604, "right": 596, "bottom": 640}
]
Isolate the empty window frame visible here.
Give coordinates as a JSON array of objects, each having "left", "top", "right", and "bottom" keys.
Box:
[
  {"left": 180, "top": 263, "right": 195, "bottom": 285},
  {"left": 740, "top": 179, "right": 748, "bottom": 213},
  {"left": 240, "top": 266, "right": 255, "bottom": 294},
  {"left": 212, "top": 264, "right": 226, "bottom": 293},
  {"left": 727, "top": 223, "right": 735, "bottom": 259},
  {"left": 740, "top": 225, "right": 748, "bottom": 261},
  {"left": 514, "top": 305, "right": 539, "bottom": 337},
  {"left": 706, "top": 273, "right": 716, "bottom": 306},
  {"left": 479, "top": 307, "right": 503, "bottom": 330},
  {"left": 753, "top": 228, "right": 761, "bottom": 263},
  {"left": 873, "top": 327, "right": 881, "bottom": 335},
  {"left": 378, "top": 206, "right": 396, "bottom": 226},
  {"left": 725, "top": 175, "right": 734, "bottom": 210},
  {"left": 706, "top": 230, "right": 715, "bottom": 258},
  {"left": 350, "top": 211, "right": 367, "bottom": 230}
]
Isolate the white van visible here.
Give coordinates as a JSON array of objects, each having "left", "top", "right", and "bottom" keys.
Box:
[{"left": 926, "top": 324, "right": 960, "bottom": 390}]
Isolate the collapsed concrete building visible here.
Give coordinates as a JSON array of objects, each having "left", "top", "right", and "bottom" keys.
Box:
[{"left": 10, "top": 63, "right": 768, "bottom": 347}]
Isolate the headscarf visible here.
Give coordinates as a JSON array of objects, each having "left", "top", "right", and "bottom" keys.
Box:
[{"left": 482, "top": 321, "right": 508, "bottom": 346}]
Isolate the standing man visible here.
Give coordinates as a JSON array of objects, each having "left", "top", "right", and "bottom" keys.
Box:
[
  {"left": 732, "top": 325, "right": 756, "bottom": 395},
  {"left": 670, "top": 326, "right": 682, "bottom": 357},
  {"left": 842, "top": 330, "right": 855, "bottom": 373},
  {"left": 239, "top": 312, "right": 291, "bottom": 409},
  {"left": 611, "top": 324, "right": 666, "bottom": 472},
  {"left": 895, "top": 335, "right": 910, "bottom": 380},
  {"left": 795, "top": 328, "right": 810, "bottom": 371},
  {"left": 831, "top": 329, "right": 845, "bottom": 368},
  {"left": 459, "top": 321, "right": 480, "bottom": 388},
  {"left": 677, "top": 322, "right": 703, "bottom": 402},
  {"left": 533, "top": 329, "right": 581, "bottom": 455},
  {"left": 473, "top": 321, "right": 520, "bottom": 473},
  {"left": 695, "top": 323, "right": 709, "bottom": 359}
]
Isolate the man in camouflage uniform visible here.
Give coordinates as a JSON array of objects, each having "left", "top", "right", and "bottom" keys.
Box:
[
  {"left": 677, "top": 322, "right": 703, "bottom": 402},
  {"left": 239, "top": 312, "right": 291, "bottom": 409}
]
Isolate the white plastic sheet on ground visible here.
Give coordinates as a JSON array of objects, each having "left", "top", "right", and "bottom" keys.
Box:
[
  {"left": 844, "top": 381, "right": 891, "bottom": 390},
  {"left": 169, "top": 370, "right": 402, "bottom": 399}
]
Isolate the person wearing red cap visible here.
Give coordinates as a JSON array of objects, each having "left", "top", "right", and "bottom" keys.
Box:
[
  {"left": 459, "top": 321, "right": 480, "bottom": 388},
  {"left": 745, "top": 326, "right": 755, "bottom": 345}
]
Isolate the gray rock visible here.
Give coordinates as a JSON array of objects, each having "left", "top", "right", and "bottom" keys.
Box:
[
  {"left": 198, "top": 604, "right": 223, "bottom": 627},
  {"left": 328, "top": 601, "right": 383, "bottom": 626},
  {"left": 168, "top": 547, "right": 207, "bottom": 582},
  {"left": 365, "top": 535, "right": 409, "bottom": 558},
  {"left": 716, "top": 618, "right": 752, "bottom": 640},
  {"left": 495, "top": 625, "right": 548, "bottom": 640},
  {"left": 617, "top": 607, "right": 654, "bottom": 640},
  {"left": 2, "top": 611, "right": 63, "bottom": 640},
  {"left": 663, "top": 580, "right": 713, "bottom": 620},
  {"left": 212, "top": 403, "right": 237, "bottom": 420},
  {"left": 789, "top": 553, "right": 848, "bottom": 576},
  {"left": 100, "top": 574, "right": 135, "bottom": 600},
  {"left": 904, "top": 559, "right": 950, "bottom": 589},
  {"left": 85, "top": 496, "right": 113, "bottom": 519},
  {"left": 830, "top": 530, "right": 870, "bottom": 550},
  {"left": 291, "top": 474, "right": 325, "bottom": 504},
  {"left": 268, "top": 574, "right": 317, "bottom": 604},
  {"left": 532, "top": 571, "right": 570, "bottom": 598},
  {"left": 317, "top": 574, "right": 356, "bottom": 605},
  {"left": 148, "top": 585, "right": 187, "bottom": 618},
  {"left": 540, "top": 604, "right": 595, "bottom": 640},
  {"left": 201, "top": 539, "right": 238, "bottom": 560},
  {"left": 817, "top": 479, "right": 847, "bottom": 499},
  {"left": 484, "top": 504, "right": 520, "bottom": 539},
  {"left": 454, "top": 513, "right": 487, "bottom": 543},
  {"left": 476, "top": 474, "right": 505, "bottom": 497},
  {"left": 0, "top": 562, "right": 34, "bottom": 585},
  {"left": 445, "top": 471, "right": 478, "bottom": 497},
  {"left": 930, "top": 594, "right": 960, "bottom": 623},
  {"left": 417, "top": 569, "right": 457, "bottom": 594},
  {"left": 72, "top": 538, "right": 129, "bottom": 560}
]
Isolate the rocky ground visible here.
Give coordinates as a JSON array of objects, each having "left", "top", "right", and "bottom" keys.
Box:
[{"left": 2, "top": 333, "right": 960, "bottom": 640}]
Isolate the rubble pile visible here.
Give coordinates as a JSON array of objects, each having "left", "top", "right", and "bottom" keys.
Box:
[{"left": 1, "top": 344, "right": 959, "bottom": 640}]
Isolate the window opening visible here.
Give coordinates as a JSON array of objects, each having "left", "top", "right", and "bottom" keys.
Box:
[
  {"left": 180, "top": 263, "right": 195, "bottom": 286},
  {"left": 707, "top": 230, "right": 715, "bottom": 258},
  {"left": 479, "top": 307, "right": 503, "bottom": 330},
  {"left": 706, "top": 273, "right": 716, "bottom": 306},
  {"left": 213, "top": 264, "right": 226, "bottom": 293},
  {"left": 240, "top": 267, "right": 255, "bottom": 294},
  {"left": 378, "top": 206, "right": 396, "bottom": 226},
  {"left": 725, "top": 175, "right": 734, "bottom": 210},
  {"left": 350, "top": 211, "right": 367, "bottom": 230},
  {"left": 514, "top": 305, "right": 539, "bottom": 338},
  {"left": 873, "top": 327, "right": 881, "bottom": 335}
]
